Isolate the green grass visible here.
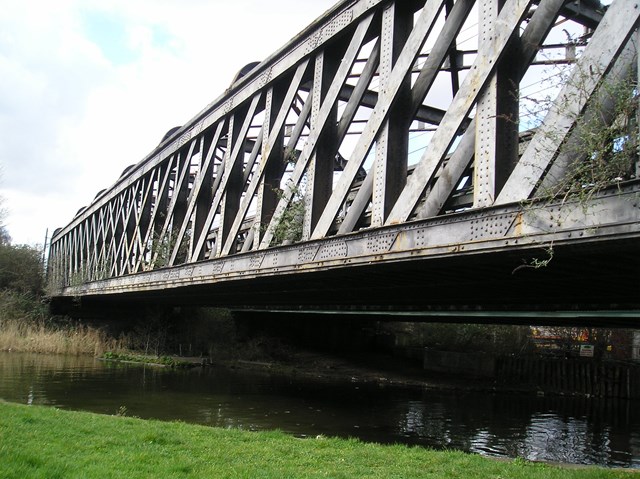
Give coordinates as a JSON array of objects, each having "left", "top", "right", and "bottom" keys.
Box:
[
  {"left": 0, "top": 401, "right": 636, "bottom": 479},
  {"left": 101, "top": 351, "right": 195, "bottom": 369}
]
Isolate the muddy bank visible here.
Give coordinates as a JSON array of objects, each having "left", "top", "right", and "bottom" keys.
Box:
[
  {"left": 221, "top": 350, "right": 640, "bottom": 400},
  {"left": 212, "top": 349, "right": 531, "bottom": 395}
]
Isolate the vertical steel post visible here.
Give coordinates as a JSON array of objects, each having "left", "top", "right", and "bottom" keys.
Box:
[
  {"left": 372, "top": 1, "right": 412, "bottom": 227},
  {"left": 171, "top": 157, "right": 194, "bottom": 263},
  {"left": 137, "top": 175, "right": 153, "bottom": 273},
  {"left": 216, "top": 114, "right": 243, "bottom": 257},
  {"left": 257, "top": 85, "right": 287, "bottom": 245},
  {"left": 192, "top": 134, "right": 216, "bottom": 259},
  {"left": 474, "top": 0, "right": 520, "bottom": 207},
  {"left": 303, "top": 49, "right": 341, "bottom": 239}
]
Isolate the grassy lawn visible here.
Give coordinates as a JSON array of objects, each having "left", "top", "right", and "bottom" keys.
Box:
[{"left": 0, "top": 401, "right": 636, "bottom": 479}]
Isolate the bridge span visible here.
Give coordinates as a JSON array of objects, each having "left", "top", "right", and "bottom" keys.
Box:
[{"left": 48, "top": 0, "right": 640, "bottom": 324}]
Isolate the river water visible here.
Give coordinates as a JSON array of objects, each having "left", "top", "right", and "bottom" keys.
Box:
[{"left": 1, "top": 352, "right": 638, "bottom": 468}]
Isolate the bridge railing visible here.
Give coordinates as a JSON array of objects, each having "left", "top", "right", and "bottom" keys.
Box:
[{"left": 48, "top": 0, "right": 639, "bottom": 291}]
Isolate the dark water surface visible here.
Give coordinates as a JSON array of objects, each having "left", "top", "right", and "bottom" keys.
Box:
[{"left": 1, "top": 352, "right": 638, "bottom": 468}]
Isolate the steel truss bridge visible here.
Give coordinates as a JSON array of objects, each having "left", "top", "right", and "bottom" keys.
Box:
[{"left": 48, "top": 0, "right": 640, "bottom": 324}]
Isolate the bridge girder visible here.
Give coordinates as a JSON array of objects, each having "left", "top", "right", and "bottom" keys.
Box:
[{"left": 48, "top": 0, "right": 640, "bottom": 316}]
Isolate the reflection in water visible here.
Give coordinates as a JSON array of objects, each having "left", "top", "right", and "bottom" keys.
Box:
[
  {"left": 393, "top": 392, "right": 640, "bottom": 467},
  {"left": 0, "top": 352, "right": 638, "bottom": 468},
  {"left": 520, "top": 415, "right": 591, "bottom": 464}
]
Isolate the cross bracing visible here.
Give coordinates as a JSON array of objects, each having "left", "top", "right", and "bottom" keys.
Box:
[{"left": 48, "top": 0, "right": 640, "bottom": 306}]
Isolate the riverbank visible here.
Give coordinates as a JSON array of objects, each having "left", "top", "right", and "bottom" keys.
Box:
[
  {"left": 1, "top": 401, "right": 635, "bottom": 479},
  {"left": 220, "top": 349, "right": 500, "bottom": 393},
  {"left": 96, "top": 347, "right": 512, "bottom": 395}
]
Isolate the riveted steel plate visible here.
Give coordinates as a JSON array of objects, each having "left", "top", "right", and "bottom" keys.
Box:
[{"left": 316, "top": 239, "right": 348, "bottom": 261}]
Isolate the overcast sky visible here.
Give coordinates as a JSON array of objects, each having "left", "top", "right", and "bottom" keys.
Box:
[{"left": 0, "top": 0, "right": 337, "bottom": 246}]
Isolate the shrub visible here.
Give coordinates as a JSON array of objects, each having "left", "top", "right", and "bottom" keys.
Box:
[{"left": 0, "top": 243, "right": 43, "bottom": 296}]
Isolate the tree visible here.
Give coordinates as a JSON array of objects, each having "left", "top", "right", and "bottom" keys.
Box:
[
  {"left": 0, "top": 228, "right": 10, "bottom": 246},
  {"left": 0, "top": 243, "right": 43, "bottom": 296},
  {"left": 0, "top": 191, "right": 10, "bottom": 245}
]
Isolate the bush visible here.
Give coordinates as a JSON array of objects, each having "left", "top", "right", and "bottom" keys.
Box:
[
  {"left": 0, "top": 243, "right": 43, "bottom": 296},
  {"left": 0, "top": 289, "right": 47, "bottom": 323},
  {"left": 381, "top": 322, "right": 532, "bottom": 355}
]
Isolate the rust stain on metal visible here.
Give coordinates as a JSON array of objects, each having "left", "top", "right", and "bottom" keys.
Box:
[
  {"left": 514, "top": 211, "right": 524, "bottom": 237},
  {"left": 394, "top": 231, "right": 408, "bottom": 251}
]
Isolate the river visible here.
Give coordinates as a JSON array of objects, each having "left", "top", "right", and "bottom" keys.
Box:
[{"left": 0, "top": 351, "right": 638, "bottom": 468}]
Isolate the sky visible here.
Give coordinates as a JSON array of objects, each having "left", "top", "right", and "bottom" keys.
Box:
[{"left": 0, "top": 0, "right": 338, "bottom": 246}]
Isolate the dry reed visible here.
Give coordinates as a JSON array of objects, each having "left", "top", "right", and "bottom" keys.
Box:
[
  {"left": 0, "top": 319, "right": 128, "bottom": 356},
  {"left": 0, "top": 289, "right": 131, "bottom": 357}
]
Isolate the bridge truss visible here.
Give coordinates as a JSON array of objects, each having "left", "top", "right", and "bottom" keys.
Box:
[{"left": 48, "top": 0, "right": 640, "bottom": 314}]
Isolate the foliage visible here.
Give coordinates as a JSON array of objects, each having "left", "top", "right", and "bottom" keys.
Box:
[
  {"left": 101, "top": 351, "right": 194, "bottom": 369},
  {"left": 0, "top": 289, "right": 47, "bottom": 323},
  {"left": 148, "top": 228, "right": 190, "bottom": 269},
  {"left": 120, "top": 307, "right": 172, "bottom": 357},
  {"left": 270, "top": 183, "right": 305, "bottom": 245},
  {"left": 0, "top": 243, "right": 52, "bottom": 352},
  {"left": 514, "top": 46, "right": 638, "bottom": 272},
  {"left": 0, "top": 311, "right": 124, "bottom": 356},
  {"left": 283, "top": 146, "right": 300, "bottom": 166},
  {"left": 548, "top": 73, "right": 636, "bottom": 204},
  {"left": 101, "top": 307, "right": 240, "bottom": 359},
  {"left": 0, "top": 401, "right": 631, "bottom": 479},
  {"left": 0, "top": 222, "right": 9, "bottom": 246},
  {"left": 512, "top": 245, "right": 554, "bottom": 273},
  {"left": 521, "top": 49, "right": 638, "bottom": 207},
  {"left": 0, "top": 240, "right": 120, "bottom": 356},
  {"left": 389, "top": 322, "right": 533, "bottom": 355},
  {"left": 174, "top": 307, "right": 238, "bottom": 358},
  {"left": 0, "top": 179, "right": 10, "bottom": 245},
  {"left": 0, "top": 243, "right": 43, "bottom": 296}
]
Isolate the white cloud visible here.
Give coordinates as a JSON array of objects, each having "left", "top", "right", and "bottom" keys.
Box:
[{"left": 0, "top": 0, "right": 336, "bottom": 245}]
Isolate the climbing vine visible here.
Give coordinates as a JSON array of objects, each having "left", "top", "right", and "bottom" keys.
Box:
[{"left": 270, "top": 183, "right": 305, "bottom": 246}]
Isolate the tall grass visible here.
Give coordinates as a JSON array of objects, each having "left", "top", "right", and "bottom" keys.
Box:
[
  {"left": 0, "top": 290, "right": 126, "bottom": 356},
  {"left": 0, "top": 319, "right": 127, "bottom": 356}
]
